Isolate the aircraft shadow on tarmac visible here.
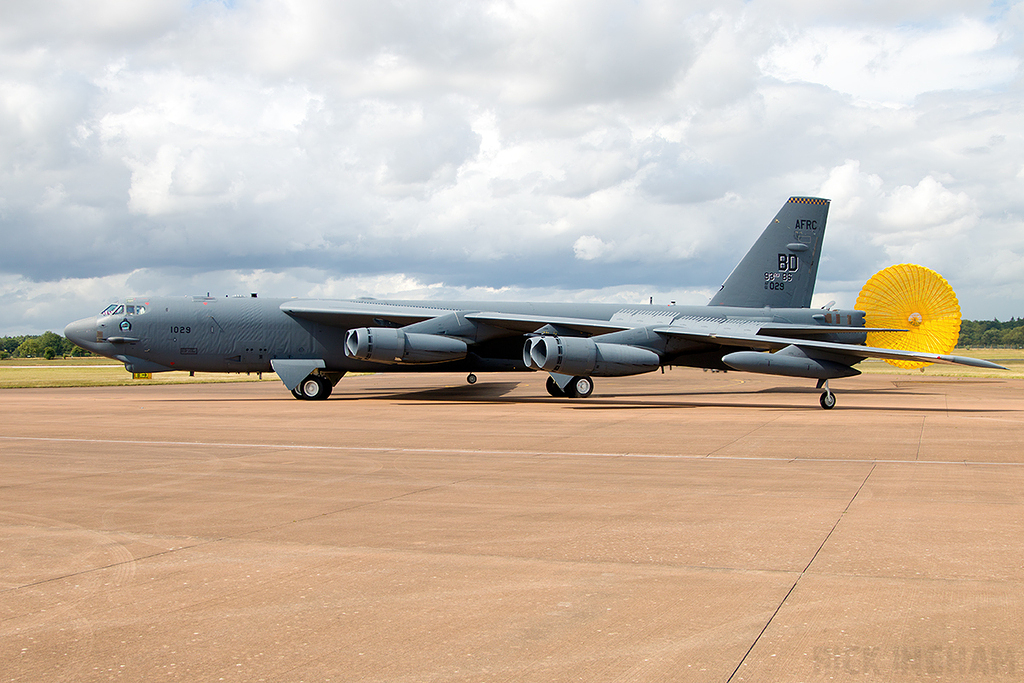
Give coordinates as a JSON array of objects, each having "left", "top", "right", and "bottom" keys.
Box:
[
  {"left": 367, "top": 380, "right": 1009, "bottom": 413},
  {"left": 380, "top": 381, "right": 524, "bottom": 403}
]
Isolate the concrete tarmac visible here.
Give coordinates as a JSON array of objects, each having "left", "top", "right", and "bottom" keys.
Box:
[{"left": 2, "top": 370, "right": 1023, "bottom": 682}]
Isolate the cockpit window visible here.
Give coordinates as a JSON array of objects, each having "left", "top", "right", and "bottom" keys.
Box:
[{"left": 100, "top": 303, "right": 146, "bottom": 315}]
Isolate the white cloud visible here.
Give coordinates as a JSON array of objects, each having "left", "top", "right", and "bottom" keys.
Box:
[
  {"left": 573, "top": 235, "right": 614, "bottom": 261},
  {"left": 818, "top": 160, "right": 883, "bottom": 220},
  {"left": 761, "top": 17, "right": 1019, "bottom": 106},
  {"left": 2, "top": 0, "right": 1024, "bottom": 334},
  {"left": 880, "top": 176, "right": 975, "bottom": 231}
]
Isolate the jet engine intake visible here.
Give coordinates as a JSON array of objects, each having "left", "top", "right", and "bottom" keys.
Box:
[
  {"left": 523, "top": 335, "right": 661, "bottom": 377},
  {"left": 345, "top": 328, "right": 468, "bottom": 364}
]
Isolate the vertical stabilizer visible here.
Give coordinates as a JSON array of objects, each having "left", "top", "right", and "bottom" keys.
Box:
[{"left": 709, "top": 196, "right": 830, "bottom": 308}]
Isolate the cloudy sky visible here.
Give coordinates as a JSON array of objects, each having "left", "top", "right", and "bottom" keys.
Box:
[{"left": 2, "top": 0, "right": 1022, "bottom": 334}]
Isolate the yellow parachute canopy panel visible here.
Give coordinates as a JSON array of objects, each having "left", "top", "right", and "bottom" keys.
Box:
[{"left": 854, "top": 264, "right": 962, "bottom": 370}]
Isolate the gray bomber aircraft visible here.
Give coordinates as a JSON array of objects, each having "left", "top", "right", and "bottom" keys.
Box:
[{"left": 64, "top": 197, "right": 1004, "bottom": 408}]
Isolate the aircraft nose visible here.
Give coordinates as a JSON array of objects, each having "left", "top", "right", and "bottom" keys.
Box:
[{"left": 64, "top": 316, "right": 98, "bottom": 349}]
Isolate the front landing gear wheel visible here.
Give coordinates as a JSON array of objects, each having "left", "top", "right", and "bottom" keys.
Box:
[
  {"left": 820, "top": 390, "right": 836, "bottom": 410},
  {"left": 565, "top": 376, "right": 594, "bottom": 399},
  {"left": 295, "top": 375, "right": 332, "bottom": 400},
  {"left": 546, "top": 376, "right": 566, "bottom": 397},
  {"left": 467, "top": 373, "right": 477, "bottom": 384}
]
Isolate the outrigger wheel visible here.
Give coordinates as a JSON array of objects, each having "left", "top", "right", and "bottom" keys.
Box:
[{"left": 855, "top": 264, "right": 962, "bottom": 370}]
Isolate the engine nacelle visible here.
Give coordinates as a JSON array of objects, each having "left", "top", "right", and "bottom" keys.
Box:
[
  {"left": 722, "top": 347, "right": 861, "bottom": 379},
  {"left": 345, "top": 328, "right": 468, "bottom": 364},
  {"left": 523, "top": 336, "right": 661, "bottom": 377}
]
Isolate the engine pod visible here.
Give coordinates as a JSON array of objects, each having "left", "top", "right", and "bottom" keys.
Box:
[
  {"left": 525, "top": 336, "right": 660, "bottom": 377},
  {"left": 345, "top": 328, "right": 467, "bottom": 364}
]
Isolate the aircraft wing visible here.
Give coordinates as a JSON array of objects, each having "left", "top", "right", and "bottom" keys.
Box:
[
  {"left": 282, "top": 300, "right": 630, "bottom": 336},
  {"left": 281, "top": 300, "right": 450, "bottom": 327},
  {"left": 653, "top": 327, "right": 1007, "bottom": 369},
  {"left": 464, "top": 312, "right": 628, "bottom": 336}
]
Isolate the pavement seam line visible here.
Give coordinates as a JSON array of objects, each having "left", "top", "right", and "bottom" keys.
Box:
[
  {"left": 705, "top": 414, "right": 783, "bottom": 457},
  {"left": 4, "top": 435, "right": 1023, "bottom": 467},
  {"left": 234, "top": 472, "right": 495, "bottom": 538},
  {"left": 726, "top": 461, "right": 877, "bottom": 682},
  {"left": 916, "top": 415, "right": 926, "bottom": 461},
  {"left": 6, "top": 435, "right": 1024, "bottom": 469},
  {"left": 1, "top": 469, "right": 524, "bottom": 597},
  {"left": 0, "top": 539, "right": 222, "bottom": 596}
]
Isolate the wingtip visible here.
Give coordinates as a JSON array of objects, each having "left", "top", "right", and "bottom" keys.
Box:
[{"left": 944, "top": 355, "right": 1008, "bottom": 370}]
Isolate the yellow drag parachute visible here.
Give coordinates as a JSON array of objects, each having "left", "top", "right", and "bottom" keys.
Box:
[{"left": 855, "top": 264, "right": 962, "bottom": 369}]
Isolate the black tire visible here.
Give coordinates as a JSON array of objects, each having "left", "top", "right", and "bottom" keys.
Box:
[
  {"left": 291, "top": 386, "right": 306, "bottom": 400},
  {"left": 299, "top": 375, "right": 331, "bottom": 400},
  {"left": 546, "top": 376, "right": 566, "bottom": 397},
  {"left": 318, "top": 376, "right": 333, "bottom": 400},
  {"left": 467, "top": 373, "right": 477, "bottom": 384},
  {"left": 566, "top": 376, "right": 594, "bottom": 399},
  {"left": 820, "top": 391, "right": 836, "bottom": 410}
]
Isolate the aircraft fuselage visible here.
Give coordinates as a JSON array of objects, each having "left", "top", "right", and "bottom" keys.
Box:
[{"left": 64, "top": 294, "right": 868, "bottom": 376}]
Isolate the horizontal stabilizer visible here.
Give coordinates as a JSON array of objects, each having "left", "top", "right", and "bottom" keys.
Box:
[{"left": 757, "top": 324, "right": 906, "bottom": 335}]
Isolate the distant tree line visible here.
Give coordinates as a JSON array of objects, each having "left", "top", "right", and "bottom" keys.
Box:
[
  {"left": 958, "top": 318, "right": 1024, "bottom": 348},
  {"left": 0, "top": 332, "right": 91, "bottom": 360},
  {"left": 2, "top": 318, "right": 1022, "bottom": 360}
]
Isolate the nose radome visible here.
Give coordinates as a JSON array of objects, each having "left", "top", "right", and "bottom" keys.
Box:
[{"left": 64, "top": 317, "right": 97, "bottom": 348}]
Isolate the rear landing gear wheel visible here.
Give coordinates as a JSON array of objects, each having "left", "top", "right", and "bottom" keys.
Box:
[
  {"left": 565, "top": 376, "right": 594, "bottom": 399},
  {"left": 819, "top": 390, "right": 836, "bottom": 410},
  {"left": 467, "top": 373, "right": 477, "bottom": 384},
  {"left": 546, "top": 376, "right": 566, "bottom": 397}
]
